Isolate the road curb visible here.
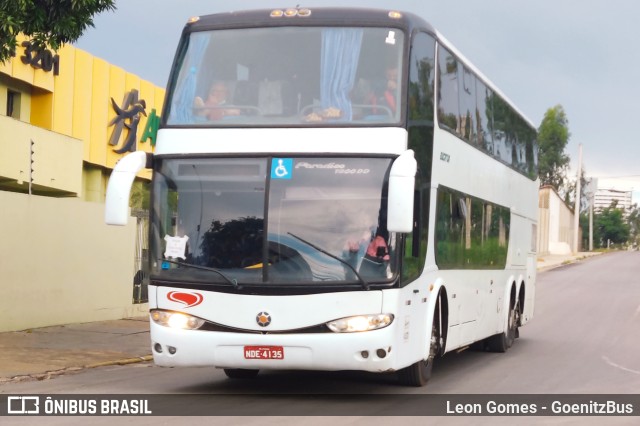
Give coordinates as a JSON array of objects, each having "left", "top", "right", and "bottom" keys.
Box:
[
  {"left": 85, "top": 355, "right": 153, "bottom": 369},
  {"left": 537, "top": 252, "right": 603, "bottom": 273},
  {"left": 0, "top": 355, "right": 153, "bottom": 385}
]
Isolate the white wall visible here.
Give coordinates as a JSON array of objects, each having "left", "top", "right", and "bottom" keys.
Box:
[
  {"left": 537, "top": 187, "right": 576, "bottom": 255},
  {"left": 0, "top": 191, "right": 147, "bottom": 332}
]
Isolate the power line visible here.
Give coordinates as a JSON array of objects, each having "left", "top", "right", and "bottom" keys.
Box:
[{"left": 590, "top": 174, "right": 640, "bottom": 179}]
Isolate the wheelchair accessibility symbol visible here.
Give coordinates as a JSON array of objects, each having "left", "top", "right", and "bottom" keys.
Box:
[{"left": 271, "top": 158, "right": 292, "bottom": 179}]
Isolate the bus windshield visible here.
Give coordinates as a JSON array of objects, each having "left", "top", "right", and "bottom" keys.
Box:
[
  {"left": 165, "top": 27, "right": 405, "bottom": 126},
  {"left": 151, "top": 157, "right": 398, "bottom": 287}
]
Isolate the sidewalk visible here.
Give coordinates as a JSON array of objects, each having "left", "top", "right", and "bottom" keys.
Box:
[
  {"left": 536, "top": 251, "right": 602, "bottom": 272},
  {"left": 0, "top": 317, "right": 151, "bottom": 383},
  {"left": 0, "top": 252, "right": 602, "bottom": 384}
]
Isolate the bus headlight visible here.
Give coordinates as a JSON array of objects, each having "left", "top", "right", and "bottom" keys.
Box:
[
  {"left": 326, "top": 314, "right": 394, "bottom": 333},
  {"left": 150, "top": 309, "right": 205, "bottom": 330}
]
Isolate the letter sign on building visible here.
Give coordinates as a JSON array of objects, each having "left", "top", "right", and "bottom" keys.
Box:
[
  {"left": 108, "top": 90, "right": 161, "bottom": 153},
  {"left": 20, "top": 41, "right": 60, "bottom": 75},
  {"left": 109, "top": 90, "right": 147, "bottom": 154}
]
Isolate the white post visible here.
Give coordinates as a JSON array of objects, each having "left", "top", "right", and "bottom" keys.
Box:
[
  {"left": 573, "top": 144, "right": 583, "bottom": 254},
  {"left": 589, "top": 194, "right": 593, "bottom": 251}
]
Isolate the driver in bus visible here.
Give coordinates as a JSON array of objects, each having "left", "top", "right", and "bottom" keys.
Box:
[
  {"left": 343, "top": 227, "right": 390, "bottom": 278},
  {"left": 194, "top": 81, "right": 240, "bottom": 120}
]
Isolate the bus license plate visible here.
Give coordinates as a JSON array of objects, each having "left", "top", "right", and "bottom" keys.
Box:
[{"left": 244, "top": 346, "right": 284, "bottom": 360}]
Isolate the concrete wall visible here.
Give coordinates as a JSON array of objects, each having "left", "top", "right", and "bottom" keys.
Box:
[
  {"left": 0, "top": 191, "right": 147, "bottom": 332},
  {"left": 538, "top": 186, "right": 576, "bottom": 255},
  {"left": 0, "top": 114, "right": 83, "bottom": 196}
]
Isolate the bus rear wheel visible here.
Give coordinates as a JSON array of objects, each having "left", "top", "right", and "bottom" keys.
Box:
[
  {"left": 223, "top": 368, "right": 260, "bottom": 379},
  {"left": 487, "top": 299, "right": 519, "bottom": 353}
]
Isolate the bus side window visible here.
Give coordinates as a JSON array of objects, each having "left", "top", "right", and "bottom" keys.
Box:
[
  {"left": 476, "top": 78, "right": 494, "bottom": 155},
  {"left": 437, "top": 46, "right": 460, "bottom": 135},
  {"left": 402, "top": 32, "right": 435, "bottom": 285},
  {"left": 459, "top": 65, "right": 477, "bottom": 144}
]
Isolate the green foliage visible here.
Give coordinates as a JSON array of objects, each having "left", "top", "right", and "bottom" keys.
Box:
[
  {"left": 579, "top": 211, "right": 590, "bottom": 249},
  {"left": 130, "top": 180, "right": 150, "bottom": 211},
  {"left": 436, "top": 239, "right": 508, "bottom": 270},
  {"left": 563, "top": 167, "right": 589, "bottom": 212},
  {"left": 594, "top": 201, "right": 630, "bottom": 247},
  {"left": 626, "top": 203, "right": 640, "bottom": 247},
  {"left": 435, "top": 190, "right": 510, "bottom": 270},
  {"left": 486, "top": 94, "right": 538, "bottom": 179},
  {"left": 538, "top": 105, "right": 571, "bottom": 190},
  {"left": 0, "top": 0, "right": 116, "bottom": 63},
  {"left": 402, "top": 235, "right": 421, "bottom": 279}
]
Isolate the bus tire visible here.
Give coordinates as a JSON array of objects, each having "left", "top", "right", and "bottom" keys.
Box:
[
  {"left": 397, "top": 296, "right": 443, "bottom": 387},
  {"left": 397, "top": 353, "right": 433, "bottom": 387},
  {"left": 487, "top": 298, "right": 519, "bottom": 353},
  {"left": 223, "top": 368, "right": 260, "bottom": 379}
]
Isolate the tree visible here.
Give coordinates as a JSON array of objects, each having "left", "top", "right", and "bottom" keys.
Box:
[
  {"left": 0, "top": 0, "right": 115, "bottom": 63},
  {"left": 563, "top": 167, "right": 589, "bottom": 212},
  {"left": 199, "top": 217, "right": 264, "bottom": 269},
  {"left": 628, "top": 203, "right": 640, "bottom": 248},
  {"left": 538, "top": 105, "right": 571, "bottom": 192},
  {"left": 593, "top": 201, "right": 630, "bottom": 248}
]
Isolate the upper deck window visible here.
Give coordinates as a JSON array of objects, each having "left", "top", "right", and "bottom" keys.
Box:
[{"left": 165, "top": 27, "right": 405, "bottom": 127}]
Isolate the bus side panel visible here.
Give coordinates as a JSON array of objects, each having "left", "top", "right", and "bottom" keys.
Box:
[
  {"left": 148, "top": 285, "right": 158, "bottom": 309},
  {"left": 522, "top": 254, "right": 536, "bottom": 325},
  {"left": 381, "top": 281, "right": 432, "bottom": 370}
]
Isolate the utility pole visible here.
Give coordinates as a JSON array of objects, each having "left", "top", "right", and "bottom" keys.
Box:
[
  {"left": 585, "top": 177, "right": 596, "bottom": 252},
  {"left": 589, "top": 192, "right": 594, "bottom": 251},
  {"left": 573, "top": 144, "right": 583, "bottom": 254}
]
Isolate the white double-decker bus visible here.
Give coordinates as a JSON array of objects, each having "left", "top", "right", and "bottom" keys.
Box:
[{"left": 105, "top": 7, "right": 538, "bottom": 386}]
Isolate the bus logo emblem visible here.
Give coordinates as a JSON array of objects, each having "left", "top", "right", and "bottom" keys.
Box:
[
  {"left": 167, "top": 291, "right": 204, "bottom": 308},
  {"left": 256, "top": 312, "right": 272, "bottom": 327}
]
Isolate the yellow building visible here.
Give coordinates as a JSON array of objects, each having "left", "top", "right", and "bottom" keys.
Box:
[
  {"left": 0, "top": 38, "right": 164, "bottom": 332},
  {"left": 0, "top": 36, "right": 163, "bottom": 199}
]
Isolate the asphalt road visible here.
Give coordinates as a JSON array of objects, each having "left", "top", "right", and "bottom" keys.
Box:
[{"left": 2, "top": 251, "right": 639, "bottom": 425}]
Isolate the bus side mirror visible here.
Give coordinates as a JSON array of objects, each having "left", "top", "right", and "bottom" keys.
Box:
[
  {"left": 105, "top": 151, "right": 152, "bottom": 225},
  {"left": 387, "top": 149, "right": 417, "bottom": 233}
]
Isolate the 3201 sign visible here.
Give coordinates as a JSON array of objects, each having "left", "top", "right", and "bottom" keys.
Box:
[{"left": 21, "top": 41, "right": 60, "bottom": 75}]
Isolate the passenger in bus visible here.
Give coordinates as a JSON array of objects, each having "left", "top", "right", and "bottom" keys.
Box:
[
  {"left": 353, "top": 66, "right": 399, "bottom": 118},
  {"left": 193, "top": 82, "right": 240, "bottom": 120},
  {"left": 379, "top": 66, "right": 399, "bottom": 114}
]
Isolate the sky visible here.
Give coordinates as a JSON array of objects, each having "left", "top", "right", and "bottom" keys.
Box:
[{"left": 75, "top": 0, "right": 640, "bottom": 203}]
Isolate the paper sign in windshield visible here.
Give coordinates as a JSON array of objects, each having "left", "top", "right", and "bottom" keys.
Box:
[{"left": 164, "top": 235, "right": 189, "bottom": 259}]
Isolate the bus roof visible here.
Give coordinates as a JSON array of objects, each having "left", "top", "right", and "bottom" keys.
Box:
[{"left": 187, "top": 8, "right": 434, "bottom": 33}]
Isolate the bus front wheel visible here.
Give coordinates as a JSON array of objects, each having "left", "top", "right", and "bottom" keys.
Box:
[
  {"left": 397, "top": 298, "right": 443, "bottom": 387},
  {"left": 397, "top": 355, "right": 433, "bottom": 387}
]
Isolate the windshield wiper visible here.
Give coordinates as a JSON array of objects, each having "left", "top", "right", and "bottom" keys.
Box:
[
  {"left": 160, "top": 258, "right": 239, "bottom": 288},
  {"left": 287, "top": 232, "right": 370, "bottom": 290}
]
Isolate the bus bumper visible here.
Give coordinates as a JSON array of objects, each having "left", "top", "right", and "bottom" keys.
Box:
[{"left": 150, "top": 320, "right": 399, "bottom": 373}]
